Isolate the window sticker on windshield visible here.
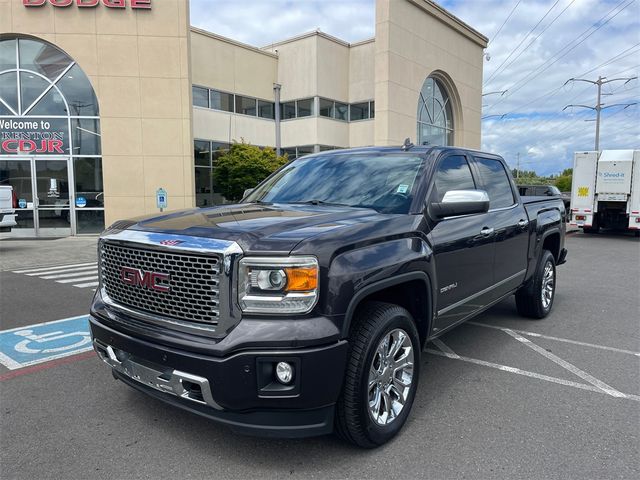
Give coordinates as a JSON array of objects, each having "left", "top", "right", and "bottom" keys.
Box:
[{"left": 397, "top": 184, "right": 409, "bottom": 194}]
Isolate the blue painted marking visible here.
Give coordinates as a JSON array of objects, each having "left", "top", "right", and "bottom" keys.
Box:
[{"left": 0, "top": 315, "right": 92, "bottom": 370}]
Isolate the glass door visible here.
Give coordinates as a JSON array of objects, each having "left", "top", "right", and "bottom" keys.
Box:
[
  {"left": 33, "top": 158, "right": 73, "bottom": 236},
  {"left": 0, "top": 157, "right": 36, "bottom": 236}
]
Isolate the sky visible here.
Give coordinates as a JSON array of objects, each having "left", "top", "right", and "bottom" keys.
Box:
[{"left": 190, "top": 0, "right": 640, "bottom": 175}]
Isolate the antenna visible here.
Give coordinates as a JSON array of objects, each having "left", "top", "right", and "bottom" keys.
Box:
[{"left": 401, "top": 138, "right": 414, "bottom": 150}]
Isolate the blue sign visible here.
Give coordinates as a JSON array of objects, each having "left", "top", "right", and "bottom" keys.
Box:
[
  {"left": 75, "top": 196, "right": 87, "bottom": 208},
  {"left": 0, "top": 315, "right": 92, "bottom": 370},
  {"left": 18, "top": 198, "right": 27, "bottom": 209},
  {"left": 156, "top": 187, "right": 168, "bottom": 209}
]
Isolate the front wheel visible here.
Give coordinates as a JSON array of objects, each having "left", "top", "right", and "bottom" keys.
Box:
[
  {"left": 515, "top": 250, "right": 556, "bottom": 319},
  {"left": 335, "top": 302, "right": 420, "bottom": 448}
]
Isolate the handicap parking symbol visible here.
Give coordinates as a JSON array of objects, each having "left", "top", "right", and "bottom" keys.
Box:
[{"left": 0, "top": 315, "right": 92, "bottom": 370}]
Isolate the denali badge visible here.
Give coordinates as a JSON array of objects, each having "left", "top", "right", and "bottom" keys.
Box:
[
  {"left": 120, "top": 267, "right": 170, "bottom": 293},
  {"left": 159, "top": 239, "right": 183, "bottom": 246}
]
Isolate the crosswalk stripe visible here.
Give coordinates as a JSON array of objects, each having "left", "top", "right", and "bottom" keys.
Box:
[
  {"left": 14, "top": 262, "right": 98, "bottom": 274},
  {"left": 74, "top": 281, "right": 100, "bottom": 288},
  {"left": 56, "top": 275, "right": 99, "bottom": 284},
  {"left": 29, "top": 266, "right": 98, "bottom": 277},
  {"left": 40, "top": 269, "right": 99, "bottom": 280}
]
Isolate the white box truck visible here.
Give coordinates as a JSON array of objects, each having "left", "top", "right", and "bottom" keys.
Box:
[{"left": 570, "top": 149, "right": 640, "bottom": 234}]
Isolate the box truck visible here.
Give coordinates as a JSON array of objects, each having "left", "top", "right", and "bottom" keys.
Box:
[{"left": 570, "top": 150, "right": 640, "bottom": 234}]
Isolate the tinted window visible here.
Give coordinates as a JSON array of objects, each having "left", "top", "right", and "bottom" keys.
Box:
[
  {"left": 350, "top": 102, "right": 368, "bottom": 121},
  {"left": 335, "top": 102, "right": 348, "bottom": 120},
  {"left": 235, "top": 95, "right": 256, "bottom": 116},
  {"left": 210, "top": 90, "right": 234, "bottom": 112},
  {"left": 318, "top": 98, "right": 333, "bottom": 117},
  {"left": 296, "top": 98, "right": 314, "bottom": 117},
  {"left": 433, "top": 155, "right": 475, "bottom": 202},
  {"left": 281, "top": 101, "right": 296, "bottom": 119},
  {"left": 473, "top": 157, "right": 515, "bottom": 209},
  {"left": 192, "top": 86, "right": 209, "bottom": 108},
  {"left": 258, "top": 100, "right": 274, "bottom": 119},
  {"left": 194, "top": 140, "right": 210, "bottom": 167}
]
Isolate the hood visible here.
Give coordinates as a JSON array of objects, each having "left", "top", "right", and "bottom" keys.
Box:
[{"left": 126, "top": 203, "right": 387, "bottom": 254}]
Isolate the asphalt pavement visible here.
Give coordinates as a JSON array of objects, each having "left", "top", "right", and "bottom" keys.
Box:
[{"left": 0, "top": 231, "right": 638, "bottom": 479}]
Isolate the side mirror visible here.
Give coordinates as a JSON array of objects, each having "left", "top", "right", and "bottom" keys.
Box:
[
  {"left": 429, "top": 190, "right": 490, "bottom": 218},
  {"left": 242, "top": 188, "right": 254, "bottom": 200}
]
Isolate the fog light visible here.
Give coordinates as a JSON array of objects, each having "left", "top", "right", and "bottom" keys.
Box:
[{"left": 275, "top": 361, "right": 294, "bottom": 384}]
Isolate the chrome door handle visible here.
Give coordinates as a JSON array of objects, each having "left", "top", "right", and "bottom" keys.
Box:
[
  {"left": 480, "top": 227, "right": 494, "bottom": 236},
  {"left": 518, "top": 219, "right": 528, "bottom": 228}
]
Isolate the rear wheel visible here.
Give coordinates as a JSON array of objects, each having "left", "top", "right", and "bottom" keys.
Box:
[
  {"left": 335, "top": 302, "right": 420, "bottom": 448},
  {"left": 516, "top": 250, "right": 556, "bottom": 319}
]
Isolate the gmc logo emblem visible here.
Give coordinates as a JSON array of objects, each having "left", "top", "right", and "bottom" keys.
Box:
[
  {"left": 24, "top": 0, "right": 151, "bottom": 9},
  {"left": 120, "top": 267, "right": 170, "bottom": 293}
]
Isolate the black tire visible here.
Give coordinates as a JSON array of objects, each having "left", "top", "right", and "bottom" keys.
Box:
[
  {"left": 515, "top": 250, "right": 556, "bottom": 319},
  {"left": 335, "top": 301, "right": 420, "bottom": 448}
]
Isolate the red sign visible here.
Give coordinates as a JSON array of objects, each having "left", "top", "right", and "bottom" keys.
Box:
[{"left": 23, "top": 0, "right": 151, "bottom": 9}]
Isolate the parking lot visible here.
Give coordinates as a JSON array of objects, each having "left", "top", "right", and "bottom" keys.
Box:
[{"left": 0, "top": 232, "right": 638, "bottom": 479}]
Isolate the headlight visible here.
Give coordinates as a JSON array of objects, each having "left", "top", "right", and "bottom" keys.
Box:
[{"left": 238, "top": 256, "right": 319, "bottom": 314}]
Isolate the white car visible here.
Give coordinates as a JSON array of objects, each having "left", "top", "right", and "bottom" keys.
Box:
[{"left": 0, "top": 185, "right": 18, "bottom": 232}]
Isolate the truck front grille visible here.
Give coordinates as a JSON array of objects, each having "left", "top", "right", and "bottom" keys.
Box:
[{"left": 100, "top": 242, "right": 221, "bottom": 325}]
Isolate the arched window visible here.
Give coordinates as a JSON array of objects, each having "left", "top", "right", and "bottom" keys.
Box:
[
  {"left": 0, "top": 36, "right": 103, "bottom": 235},
  {"left": 417, "top": 76, "right": 454, "bottom": 147}
]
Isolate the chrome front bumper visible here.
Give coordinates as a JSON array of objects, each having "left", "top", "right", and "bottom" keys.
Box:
[{"left": 93, "top": 339, "right": 222, "bottom": 410}]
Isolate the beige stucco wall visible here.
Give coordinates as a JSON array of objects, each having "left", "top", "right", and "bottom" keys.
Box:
[
  {"left": 374, "top": 0, "right": 486, "bottom": 148},
  {"left": 0, "top": 0, "right": 193, "bottom": 227}
]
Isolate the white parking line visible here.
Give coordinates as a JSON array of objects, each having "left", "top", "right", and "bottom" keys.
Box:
[
  {"left": 431, "top": 338, "right": 460, "bottom": 358},
  {"left": 13, "top": 262, "right": 97, "bottom": 274},
  {"left": 468, "top": 321, "right": 640, "bottom": 357},
  {"left": 40, "top": 269, "right": 98, "bottom": 280},
  {"left": 426, "top": 348, "right": 640, "bottom": 402},
  {"left": 33, "top": 266, "right": 98, "bottom": 277},
  {"left": 56, "top": 276, "right": 99, "bottom": 284},
  {"left": 74, "top": 282, "right": 99, "bottom": 288},
  {"left": 503, "top": 329, "right": 627, "bottom": 398}
]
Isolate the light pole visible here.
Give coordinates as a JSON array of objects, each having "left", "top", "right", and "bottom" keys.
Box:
[
  {"left": 273, "top": 83, "right": 282, "bottom": 156},
  {"left": 563, "top": 75, "right": 637, "bottom": 151}
]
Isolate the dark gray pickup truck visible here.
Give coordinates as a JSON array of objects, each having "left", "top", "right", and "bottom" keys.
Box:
[{"left": 90, "top": 145, "right": 567, "bottom": 447}]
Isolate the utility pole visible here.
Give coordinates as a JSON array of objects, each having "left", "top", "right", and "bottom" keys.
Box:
[
  {"left": 516, "top": 152, "right": 520, "bottom": 180},
  {"left": 563, "top": 75, "right": 637, "bottom": 151},
  {"left": 273, "top": 83, "right": 282, "bottom": 156}
]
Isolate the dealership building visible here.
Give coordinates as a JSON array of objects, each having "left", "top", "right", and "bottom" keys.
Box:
[{"left": 0, "top": 0, "right": 487, "bottom": 236}]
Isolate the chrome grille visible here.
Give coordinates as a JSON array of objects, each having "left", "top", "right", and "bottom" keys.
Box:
[{"left": 100, "top": 242, "right": 221, "bottom": 324}]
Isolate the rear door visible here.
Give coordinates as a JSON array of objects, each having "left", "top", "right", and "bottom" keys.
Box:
[
  {"left": 470, "top": 156, "right": 529, "bottom": 300},
  {"left": 429, "top": 153, "right": 496, "bottom": 333}
]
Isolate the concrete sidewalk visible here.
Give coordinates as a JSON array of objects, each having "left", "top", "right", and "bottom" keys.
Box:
[{"left": 0, "top": 236, "right": 98, "bottom": 271}]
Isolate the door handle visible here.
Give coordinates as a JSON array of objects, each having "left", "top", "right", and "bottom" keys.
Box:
[
  {"left": 518, "top": 219, "right": 528, "bottom": 228},
  {"left": 480, "top": 227, "right": 494, "bottom": 236}
]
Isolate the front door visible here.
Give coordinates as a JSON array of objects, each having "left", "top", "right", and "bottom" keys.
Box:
[
  {"left": 33, "top": 157, "right": 73, "bottom": 236},
  {"left": 428, "top": 153, "right": 496, "bottom": 333}
]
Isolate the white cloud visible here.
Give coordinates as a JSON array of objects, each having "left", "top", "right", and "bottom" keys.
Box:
[{"left": 190, "top": 0, "right": 639, "bottom": 175}]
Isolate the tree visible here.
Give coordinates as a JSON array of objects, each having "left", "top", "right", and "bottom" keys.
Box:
[
  {"left": 213, "top": 141, "right": 288, "bottom": 201},
  {"left": 555, "top": 174, "right": 572, "bottom": 192}
]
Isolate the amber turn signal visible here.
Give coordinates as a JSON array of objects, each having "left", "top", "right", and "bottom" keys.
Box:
[{"left": 284, "top": 267, "right": 318, "bottom": 291}]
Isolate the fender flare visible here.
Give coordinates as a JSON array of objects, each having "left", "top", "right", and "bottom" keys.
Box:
[{"left": 341, "top": 271, "right": 433, "bottom": 339}]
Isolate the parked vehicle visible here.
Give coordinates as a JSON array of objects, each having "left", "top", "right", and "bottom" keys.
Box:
[
  {"left": 90, "top": 145, "right": 567, "bottom": 448},
  {"left": 570, "top": 150, "right": 640, "bottom": 233},
  {"left": 518, "top": 184, "right": 571, "bottom": 210},
  {"left": 0, "top": 185, "right": 17, "bottom": 232}
]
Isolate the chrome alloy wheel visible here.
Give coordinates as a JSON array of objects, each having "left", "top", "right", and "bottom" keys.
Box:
[
  {"left": 367, "top": 328, "right": 414, "bottom": 426},
  {"left": 541, "top": 261, "right": 555, "bottom": 309}
]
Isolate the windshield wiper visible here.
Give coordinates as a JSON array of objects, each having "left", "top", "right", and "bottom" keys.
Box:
[{"left": 292, "top": 200, "right": 351, "bottom": 207}]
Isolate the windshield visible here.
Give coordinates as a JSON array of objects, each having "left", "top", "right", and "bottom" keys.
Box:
[
  {"left": 245, "top": 153, "right": 425, "bottom": 214},
  {"left": 549, "top": 185, "right": 561, "bottom": 195}
]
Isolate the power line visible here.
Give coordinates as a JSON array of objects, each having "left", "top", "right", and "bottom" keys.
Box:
[
  {"left": 484, "top": 0, "right": 562, "bottom": 86},
  {"left": 485, "top": 0, "right": 635, "bottom": 112},
  {"left": 485, "top": 0, "right": 577, "bottom": 87},
  {"left": 489, "top": 0, "right": 522, "bottom": 45}
]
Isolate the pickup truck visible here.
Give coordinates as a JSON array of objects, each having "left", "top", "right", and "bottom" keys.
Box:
[
  {"left": 518, "top": 184, "right": 571, "bottom": 210},
  {"left": 90, "top": 145, "right": 567, "bottom": 448}
]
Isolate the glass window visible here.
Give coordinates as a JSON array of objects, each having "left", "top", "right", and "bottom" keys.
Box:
[
  {"left": 56, "top": 64, "right": 99, "bottom": 116},
  {"left": 195, "top": 166, "right": 213, "bottom": 207},
  {"left": 211, "top": 142, "right": 229, "bottom": 162},
  {"left": 0, "top": 39, "right": 17, "bottom": 72},
  {"left": 0, "top": 72, "right": 18, "bottom": 112},
  {"left": 74, "top": 158, "right": 104, "bottom": 208},
  {"left": 235, "top": 95, "right": 256, "bottom": 116},
  {"left": 210, "top": 90, "right": 234, "bottom": 112},
  {"left": 194, "top": 140, "right": 210, "bottom": 167},
  {"left": 282, "top": 147, "right": 297, "bottom": 159},
  {"left": 318, "top": 98, "right": 333, "bottom": 118},
  {"left": 281, "top": 101, "right": 296, "bottom": 119},
  {"left": 20, "top": 72, "right": 51, "bottom": 113},
  {"left": 296, "top": 98, "right": 314, "bottom": 117},
  {"left": 297, "top": 146, "right": 314, "bottom": 157},
  {"left": 28, "top": 86, "right": 66, "bottom": 116},
  {"left": 350, "top": 102, "right": 368, "bottom": 121},
  {"left": 417, "top": 77, "right": 453, "bottom": 146},
  {"left": 258, "top": 100, "right": 274, "bottom": 119},
  {"left": 71, "top": 118, "right": 101, "bottom": 156},
  {"left": 192, "top": 86, "right": 209, "bottom": 108},
  {"left": 473, "top": 157, "right": 515, "bottom": 209},
  {"left": 370, "top": 101, "right": 375, "bottom": 119},
  {"left": 246, "top": 153, "right": 425, "bottom": 214},
  {"left": 18, "top": 38, "right": 72, "bottom": 81},
  {"left": 335, "top": 102, "right": 348, "bottom": 121},
  {"left": 433, "top": 155, "right": 475, "bottom": 202},
  {"left": 76, "top": 209, "right": 105, "bottom": 234}
]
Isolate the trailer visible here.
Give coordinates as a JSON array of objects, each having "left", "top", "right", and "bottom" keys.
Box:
[{"left": 570, "top": 150, "right": 640, "bottom": 234}]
